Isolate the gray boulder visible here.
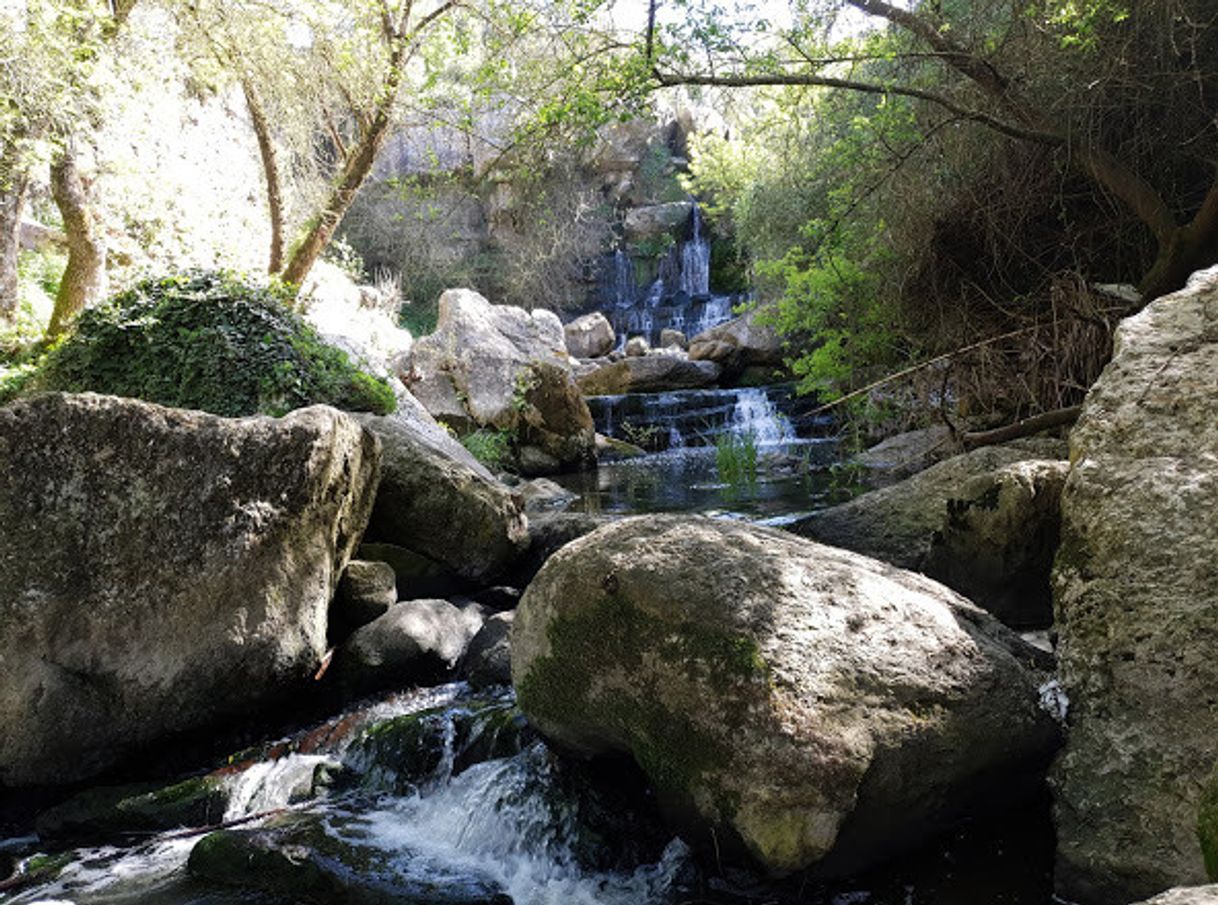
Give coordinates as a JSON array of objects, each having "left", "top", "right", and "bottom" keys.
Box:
[
  {"left": 564, "top": 312, "right": 615, "bottom": 359},
  {"left": 623, "top": 201, "right": 693, "bottom": 242},
  {"left": 689, "top": 304, "right": 784, "bottom": 379},
  {"left": 791, "top": 445, "right": 1063, "bottom": 572},
  {"left": 406, "top": 289, "right": 594, "bottom": 470},
  {"left": 461, "top": 612, "right": 514, "bottom": 689},
  {"left": 513, "top": 516, "right": 1059, "bottom": 875},
  {"left": 659, "top": 328, "right": 687, "bottom": 350},
  {"left": 624, "top": 336, "right": 650, "bottom": 357},
  {"left": 923, "top": 458, "right": 1069, "bottom": 628},
  {"left": 330, "top": 599, "right": 485, "bottom": 695},
  {"left": 330, "top": 560, "right": 397, "bottom": 642},
  {"left": 0, "top": 393, "right": 379, "bottom": 787},
  {"left": 356, "top": 405, "right": 528, "bottom": 585},
  {"left": 576, "top": 355, "right": 720, "bottom": 396},
  {"left": 1051, "top": 267, "right": 1218, "bottom": 903}
]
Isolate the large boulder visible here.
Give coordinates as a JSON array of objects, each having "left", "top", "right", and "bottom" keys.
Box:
[
  {"left": 356, "top": 399, "right": 529, "bottom": 586},
  {"left": 791, "top": 444, "right": 1064, "bottom": 573},
  {"left": 623, "top": 201, "right": 693, "bottom": 243},
  {"left": 0, "top": 393, "right": 379, "bottom": 787},
  {"left": 922, "top": 458, "right": 1070, "bottom": 628},
  {"left": 406, "top": 289, "right": 594, "bottom": 470},
  {"left": 512, "top": 516, "right": 1059, "bottom": 875},
  {"left": 564, "top": 312, "right": 615, "bottom": 359},
  {"left": 575, "top": 355, "right": 720, "bottom": 396},
  {"left": 1051, "top": 268, "right": 1218, "bottom": 903},
  {"left": 688, "top": 304, "right": 784, "bottom": 379}
]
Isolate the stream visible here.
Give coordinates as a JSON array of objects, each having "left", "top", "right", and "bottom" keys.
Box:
[{"left": 1, "top": 203, "right": 1057, "bottom": 905}]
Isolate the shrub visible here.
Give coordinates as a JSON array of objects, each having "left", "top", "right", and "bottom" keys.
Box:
[
  {"left": 460, "top": 428, "right": 513, "bottom": 472},
  {"left": 18, "top": 270, "right": 395, "bottom": 417}
]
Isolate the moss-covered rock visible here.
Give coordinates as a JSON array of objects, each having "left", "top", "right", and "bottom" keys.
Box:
[
  {"left": 16, "top": 270, "right": 395, "bottom": 416},
  {"left": 341, "top": 696, "right": 533, "bottom": 794},
  {"left": 513, "top": 515, "right": 1059, "bottom": 875},
  {"left": 35, "top": 776, "right": 228, "bottom": 843},
  {"left": 188, "top": 811, "right": 513, "bottom": 904},
  {"left": 1199, "top": 768, "right": 1218, "bottom": 881}
]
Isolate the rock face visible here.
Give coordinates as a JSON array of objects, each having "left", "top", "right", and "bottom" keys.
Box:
[
  {"left": 330, "top": 560, "right": 397, "bottom": 642},
  {"left": 622, "top": 201, "right": 693, "bottom": 242},
  {"left": 688, "top": 304, "right": 784, "bottom": 379},
  {"left": 564, "top": 312, "right": 615, "bottom": 359},
  {"left": 407, "top": 289, "right": 595, "bottom": 470},
  {"left": 461, "top": 611, "right": 514, "bottom": 689},
  {"left": 922, "top": 458, "right": 1069, "bottom": 628},
  {"left": 0, "top": 393, "right": 379, "bottom": 787},
  {"left": 356, "top": 405, "right": 529, "bottom": 585},
  {"left": 513, "top": 516, "right": 1059, "bottom": 875},
  {"left": 575, "top": 355, "right": 720, "bottom": 396},
  {"left": 1051, "top": 268, "right": 1218, "bottom": 903}
]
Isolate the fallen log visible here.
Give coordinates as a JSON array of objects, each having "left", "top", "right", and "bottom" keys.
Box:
[{"left": 961, "top": 405, "right": 1082, "bottom": 451}]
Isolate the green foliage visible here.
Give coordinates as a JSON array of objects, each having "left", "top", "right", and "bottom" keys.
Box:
[
  {"left": 715, "top": 430, "right": 759, "bottom": 498},
  {"left": 637, "top": 144, "right": 686, "bottom": 204},
  {"left": 460, "top": 428, "right": 513, "bottom": 472},
  {"left": 19, "top": 270, "right": 395, "bottom": 417}
]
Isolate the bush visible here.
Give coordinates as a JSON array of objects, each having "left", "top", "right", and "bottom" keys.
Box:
[
  {"left": 14, "top": 270, "right": 396, "bottom": 417},
  {"left": 715, "top": 430, "right": 759, "bottom": 497},
  {"left": 459, "top": 428, "right": 513, "bottom": 472}
]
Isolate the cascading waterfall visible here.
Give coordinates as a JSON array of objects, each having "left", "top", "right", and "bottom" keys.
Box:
[
  {"left": 678, "top": 205, "right": 710, "bottom": 297},
  {"left": 729, "top": 387, "right": 795, "bottom": 446}
]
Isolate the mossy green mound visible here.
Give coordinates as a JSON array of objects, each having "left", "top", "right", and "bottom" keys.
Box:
[{"left": 6, "top": 270, "right": 395, "bottom": 416}]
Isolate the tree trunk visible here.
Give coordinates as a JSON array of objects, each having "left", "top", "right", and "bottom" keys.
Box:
[
  {"left": 242, "top": 78, "right": 285, "bottom": 274},
  {"left": 0, "top": 145, "right": 30, "bottom": 321},
  {"left": 279, "top": 41, "right": 409, "bottom": 288},
  {"left": 47, "top": 146, "right": 106, "bottom": 339},
  {"left": 1138, "top": 172, "right": 1218, "bottom": 300}
]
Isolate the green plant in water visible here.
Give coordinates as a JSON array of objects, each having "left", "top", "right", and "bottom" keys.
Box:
[
  {"left": 461, "top": 428, "right": 513, "bottom": 472},
  {"left": 715, "top": 430, "right": 759, "bottom": 498}
]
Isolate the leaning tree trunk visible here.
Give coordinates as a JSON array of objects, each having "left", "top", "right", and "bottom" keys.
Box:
[
  {"left": 242, "top": 78, "right": 285, "bottom": 274},
  {"left": 47, "top": 146, "right": 106, "bottom": 339},
  {"left": 279, "top": 38, "right": 409, "bottom": 288},
  {"left": 0, "top": 146, "right": 30, "bottom": 321}
]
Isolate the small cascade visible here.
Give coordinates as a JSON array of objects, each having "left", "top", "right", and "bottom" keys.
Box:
[
  {"left": 730, "top": 387, "right": 795, "bottom": 446},
  {"left": 679, "top": 204, "right": 710, "bottom": 297},
  {"left": 609, "top": 249, "right": 635, "bottom": 307}
]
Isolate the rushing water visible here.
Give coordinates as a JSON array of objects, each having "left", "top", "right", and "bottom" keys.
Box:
[
  {"left": 590, "top": 201, "right": 739, "bottom": 348},
  {"left": 1, "top": 682, "right": 1055, "bottom": 905}
]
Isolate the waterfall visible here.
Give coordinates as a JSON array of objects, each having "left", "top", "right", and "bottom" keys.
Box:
[
  {"left": 611, "top": 250, "right": 635, "bottom": 307},
  {"left": 730, "top": 387, "right": 795, "bottom": 445},
  {"left": 679, "top": 204, "right": 710, "bottom": 297}
]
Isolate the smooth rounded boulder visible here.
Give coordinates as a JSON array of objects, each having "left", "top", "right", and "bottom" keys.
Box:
[
  {"left": 512, "top": 515, "right": 1059, "bottom": 875},
  {"left": 0, "top": 393, "right": 379, "bottom": 787}
]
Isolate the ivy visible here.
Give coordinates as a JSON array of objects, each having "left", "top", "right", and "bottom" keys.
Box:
[{"left": 9, "top": 270, "right": 395, "bottom": 417}]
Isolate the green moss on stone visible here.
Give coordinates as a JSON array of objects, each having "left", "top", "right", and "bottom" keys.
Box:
[
  {"left": 518, "top": 592, "right": 768, "bottom": 814},
  {"left": 1198, "top": 766, "right": 1218, "bottom": 879}
]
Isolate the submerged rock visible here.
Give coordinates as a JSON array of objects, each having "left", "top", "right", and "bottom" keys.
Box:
[
  {"left": 0, "top": 393, "right": 379, "bottom": 787},
  {"left": 35, "top": 775, "right": 228, "bottom": 843},
  {"left": 1052, "top": 267, "right": 1218, "bottom": 903},
  {"left": 357, "top": 402, "right": 528, "bottom": 586},
  {"left": 189, "top": 814, "right": 512, "bottom": 905},
  {"left": 513, "top": 516, "right": 1059, "bottom": 875}
]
